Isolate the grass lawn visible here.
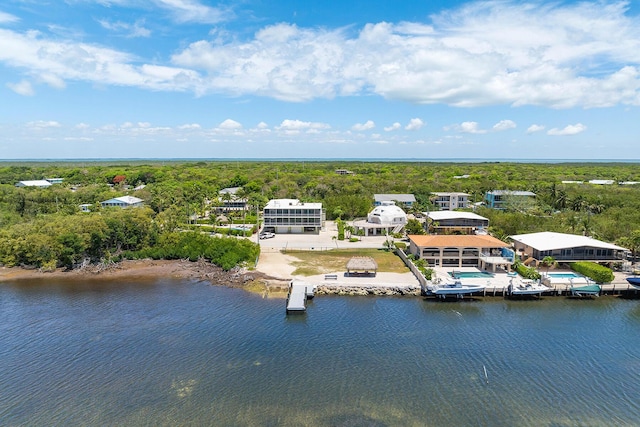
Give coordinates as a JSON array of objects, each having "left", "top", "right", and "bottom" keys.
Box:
[{"left": 285, "top": 248, "right": 410, "bottom": 276}]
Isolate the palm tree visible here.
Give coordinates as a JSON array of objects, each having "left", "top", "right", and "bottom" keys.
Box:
[{"left": 541, "top": 256, "right": 558, "bottom": 277}]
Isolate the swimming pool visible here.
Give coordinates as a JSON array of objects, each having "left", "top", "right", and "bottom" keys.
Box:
[
  {"left": 547, "top": 273, "right": 581, "bottom": 278},
  {"left": 450, "top": 271, "right": 495, "bottom": 279}
]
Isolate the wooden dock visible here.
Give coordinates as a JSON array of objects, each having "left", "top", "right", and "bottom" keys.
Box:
[{"left": 286, "top": 280, "right": 316, "bottom": 314}]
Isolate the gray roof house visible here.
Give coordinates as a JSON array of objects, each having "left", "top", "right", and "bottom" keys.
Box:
[
  {"left": 374, "top": 194, "right": 416, "bottom": 207},
  {"left": 425, "top": 211, "right": 489, "bottom": 235}
]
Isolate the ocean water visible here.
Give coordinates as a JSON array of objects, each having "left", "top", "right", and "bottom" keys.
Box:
[{"left": 1, "top": 278, "right": 639, "bottom": 426}]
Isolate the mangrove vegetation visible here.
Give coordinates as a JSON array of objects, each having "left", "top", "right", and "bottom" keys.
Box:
[{"left": 1, "top": 160, "right": 640, "bottom": 270}]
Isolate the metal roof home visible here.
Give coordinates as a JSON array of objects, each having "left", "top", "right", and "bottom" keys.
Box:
[
  {"left": 15, "top": 180, "right": 52, "bottom": 188},
  {"left": 509, "top": 232, "right": 628, "bottom": 264},
  {"left": 374, "top": 194, "right": 416, "bottom": 206},
  {"left": 100, "top": 196, "right": 144, "bottom": 209},
  {"left": 425, "top": 211, "right": 489, "bottom": 235}
]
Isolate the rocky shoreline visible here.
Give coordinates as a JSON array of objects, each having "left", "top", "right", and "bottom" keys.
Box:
[{"left": 316, "top": 284, "right": 421, "bottom": 296}]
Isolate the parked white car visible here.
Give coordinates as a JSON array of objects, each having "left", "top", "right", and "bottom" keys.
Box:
[{"left": 259, "top": 232, "right": 275, "bottom": 239}]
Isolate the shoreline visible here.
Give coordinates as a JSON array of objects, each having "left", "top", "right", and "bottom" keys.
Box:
[
  {"left": 2, "top": 258, "right": 638, "bottom": 299},
  {"left": 0, "top": 259, "right": 290, "bottom": 290}
]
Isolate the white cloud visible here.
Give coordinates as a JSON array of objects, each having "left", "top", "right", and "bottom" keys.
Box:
[
  {"left": 75, "top": 123, "right": 90, "bottom": 129},
  {"left": 1, "top": 2, "right": 640, "bottom": 108},
  {"left": 526, "top": 124, "right": 545, "bottom": 133},
  {"left": 405, "top": 118, "right": 424, "bottom": 131},
  {"left": 256, "top": 122, "right": 269, "bottom": 129},
  {"left": 276, "top": 119, "right": 330, "bottom": 130},
  {"left": 0, "top": 28, "right": 202, "bottom": 93},
  {"left": 7, "top": 80, "right": 34, "bottom": 96},
  {"left": 493, "top": 120, "right": 516, "bottom": 131},
  {"left": 95, "top": 0, "right": 229, "bottom": 24},
  {"left": 63, "top": 136, "right": 93, "bottom": 141},
  {"left": 384, "top": 122, "right": 401, "bottom": 132},
  {"left": 155, "top": 0, "right": 229, "bottom": 24},
  {"left": 547, "top": 123, "right": 587, "bottom": 136},
  {"left": 38, "top": 73, "right": 66, "bottom": 89},
  {"left": 352, "top": 120, "right": 375, "bottom": 131},
  {"left": 170, "top": 2, "right": 640, "bottom": 106},
  {"left": 27, "top": 120, "right": 61, "bottom": 128},
  {"left": 98, "top": 19, "right": 151, "bottom": 38},
  {"left": 218, "top": 119, "right": 242, "bottom": 129},
  {"left": 457, "top": 121, "right": 487, "bottom": 134},
  {"left": 178, "top": 123, "right": 201, "bottom": 130},
  {"left": 0, "top": 11, "right": 19, "bottom": 24}
]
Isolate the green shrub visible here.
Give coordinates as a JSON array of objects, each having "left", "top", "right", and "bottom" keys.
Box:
[
  {"left": 349, "top": 237, "right": 359, "bottom": 242},
  {"left": 571, "top": 262, "right": 614, "bottom": 283},
  {"left": 420, "top": 267, "right": 434, "bottom": 280},
  {"left": 337, "top": 220, "right": 345, "bottom": 240},
  {"left": 514, "top": 261, "right": 541, "bottom": 280},
  {"left": 394, "top": 242, "right": 407, "bottom": 250}
]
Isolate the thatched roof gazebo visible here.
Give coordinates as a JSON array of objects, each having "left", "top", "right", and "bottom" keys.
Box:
[{"left": 346, "top": 256, "right": 378, "bottom": 277}]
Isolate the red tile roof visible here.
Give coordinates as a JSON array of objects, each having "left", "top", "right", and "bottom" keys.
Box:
[{"left": 408, "top": 234, "right": 508, "bottom": 248}]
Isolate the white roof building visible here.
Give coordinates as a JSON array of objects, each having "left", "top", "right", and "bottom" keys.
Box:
[
  {"left": 353, "top": 201, "right": 408, "bottom": 237},
  {"left": 100, "top": 196, "right": 144, "bottom": 209},
  {"left": 509, "top": 232, "right": 628, "bottom": 264},
  {"left": 426, "top": 211, "right": 488, "bottom": 222},
  {"left": 374, "top": 194, "right": 416, "bottom": 206},
  {"left": 588, "top": 180, "right": 615, "bottom": 185},
  {"left": 263, "top": 199, "right": 324, "bottom": 234},
  {"left": 425, "top": 211, "right": 489, "bottom": 235},
  {"left": 367, "top": 201, "right": 407, "bottom": 225},
  {"left": 15, "top": 180, "right": 52, "bottom": 188}
]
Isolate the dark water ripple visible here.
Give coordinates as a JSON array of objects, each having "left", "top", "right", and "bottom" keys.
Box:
[{"left": 1, "top": 280, "right": 639, "bottom": 426}]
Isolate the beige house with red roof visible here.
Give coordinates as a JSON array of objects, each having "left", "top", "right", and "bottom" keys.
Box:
[{"left": 408, "top": 234, "right": 515, "bottom": 271}]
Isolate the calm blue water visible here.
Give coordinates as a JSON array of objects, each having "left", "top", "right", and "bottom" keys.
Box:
[{"left": 1, "top": 279, "right": 640, "bottom": 426}]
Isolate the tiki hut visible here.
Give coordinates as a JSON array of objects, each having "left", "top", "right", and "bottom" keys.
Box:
[{"left": 346, "top": 257, "right": 378, "bottom": 277}]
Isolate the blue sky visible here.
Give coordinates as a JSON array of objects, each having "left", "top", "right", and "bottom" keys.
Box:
[{"left": 1, "top": 0, "right": 639, "bottom": 160}]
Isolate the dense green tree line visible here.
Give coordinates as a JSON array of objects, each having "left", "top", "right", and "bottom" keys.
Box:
[{"left": 1, "top": 161, "right": 640, "bottom": 270}]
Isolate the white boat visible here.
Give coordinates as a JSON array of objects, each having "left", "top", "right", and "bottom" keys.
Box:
[
  {"left": 427, "top": 280, "right": 485, "bottom": 299},
  {"left": 507, "top": 279, "right": 549, "bottom": 297}
]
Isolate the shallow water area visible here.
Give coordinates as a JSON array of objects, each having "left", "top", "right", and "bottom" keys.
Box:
[{"left": 1, "top": 278, "right": 640, "bottom": 426}]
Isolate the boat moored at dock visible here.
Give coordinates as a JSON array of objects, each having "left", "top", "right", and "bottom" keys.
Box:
[
  {"left": 427, "top": 280, "right": 485, "bottom": 299},
  {"left": 507, "top": 279, "right": 549, "bottom": 298},
  {"left": 570, "top": 280, "right": 601, "bottom": 297},
  {"left": 626, "top": 277, "right": 640, "bottom": 289}
]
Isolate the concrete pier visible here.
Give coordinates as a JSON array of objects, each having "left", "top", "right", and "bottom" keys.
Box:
[{"left": 286, "top": 280, "right": 316, "bottom": 314}]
